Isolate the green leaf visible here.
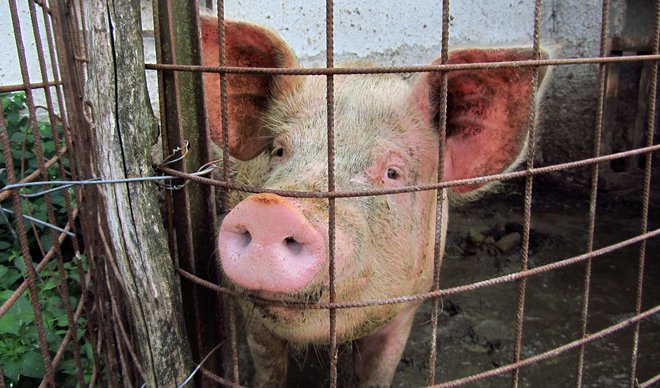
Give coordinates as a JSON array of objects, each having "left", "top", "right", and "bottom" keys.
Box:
[
  {"left": 11, "top": 255, "right": 27, "bottom": 274},
  {"left": 40, "top": 234, "right": 53, "bottom": 252},
  {"left": 21, "top": 350, "right": 45, "bottom": 378},
  {"left": 3, "top": 359, "right": 21, "bottom": 382},
  {"left": 41, "top": 279, "right": 58, "bottom": 292},
  {"left": 58, "top": 358, "right": 77, "bottom": 375},
  {"left": 0, "top": 95, "right": 9, "bottom": 110},
  {"left": 0, "top": 266, "right": 22, "bottom": 286},
  {"left": 10, "top": 130, "right": 26, "bottom": 144},
  {"left": 6, "top": 110, "right": 19, "bottom": 124},
  {"left": 0, "top": 317, "right": 22, "bottom": 335},
  {"left": 0, "top": 294, "right": 34, "bottom": 334},
  {"left": 42, "top": 141, "right": 55, "bottom": 157}
]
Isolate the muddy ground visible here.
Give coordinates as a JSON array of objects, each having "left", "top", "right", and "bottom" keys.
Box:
[{"left": 235, "top": 182, "right": 660, "bottom": 387}]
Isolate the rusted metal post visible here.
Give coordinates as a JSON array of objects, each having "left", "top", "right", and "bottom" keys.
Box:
[
  {"left": 154, "top": 0, "right": 223, "bottom": 384},
  {"left": 83, "top": 0, "right": 192, "bottom": 386}
]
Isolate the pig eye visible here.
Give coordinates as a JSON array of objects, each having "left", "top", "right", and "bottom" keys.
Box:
[{"left": 386, "top": 167, "right": 401, "bottom": 180}]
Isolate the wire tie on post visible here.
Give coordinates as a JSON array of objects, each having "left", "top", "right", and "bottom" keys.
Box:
[
  {"left": 155, "top": 140, "right": 192, "bottom": 190},
  {"left": 154, "top": 141, "right": 220, "bottom": 191},
  {"left": 157, "top": 140, "right": 191, "bottom": 169}
]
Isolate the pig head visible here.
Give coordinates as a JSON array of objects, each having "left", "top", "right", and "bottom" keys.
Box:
[{"left": 201, "top": 16, "right": 548, "bottom": 387}]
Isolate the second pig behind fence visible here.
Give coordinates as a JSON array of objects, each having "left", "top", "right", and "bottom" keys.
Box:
[{"left": 201, "top": 16, "right": 549, "bottom": 387}]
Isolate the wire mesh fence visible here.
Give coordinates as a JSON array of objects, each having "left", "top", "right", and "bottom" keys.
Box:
[
  {"left": 0, "top": 0, "right": 658, "bottom": 387},
  {"left": 1, "top": 1, "right": 95, "bottom": 386}
]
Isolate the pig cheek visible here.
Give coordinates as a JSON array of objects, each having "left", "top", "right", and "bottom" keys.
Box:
[
  {"left": 309, "top": 210, "right": 362, "bottom": 288},
  {"left": 301, "top": 198, "right": 372, "bottom": 306},
  {"left": 387, "top": 191, "right": 413, "bottom": 210}
]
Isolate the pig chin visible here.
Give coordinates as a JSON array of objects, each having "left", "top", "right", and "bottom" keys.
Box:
[
  {"left": 251, "top": 300, "right": 403, "bottom": 345},
  {"left": 240, "top": 273, "right": 395, "bottom": 345}
]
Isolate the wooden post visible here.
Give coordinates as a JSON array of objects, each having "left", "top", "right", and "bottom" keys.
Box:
[{"left": 84, "top": 1, "right": 192, "bottom": 386}]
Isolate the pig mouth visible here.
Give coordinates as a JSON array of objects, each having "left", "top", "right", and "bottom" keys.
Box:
[
  {"left": 247, "top": 286, "right": 326, "bottom": 320},
  {"left": 254, "top": 285, "right": 325, "bottom": 306}
]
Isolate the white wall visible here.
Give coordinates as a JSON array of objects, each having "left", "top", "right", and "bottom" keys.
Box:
[
  {"left": 3, "top": 1, "right": 600, "bottom": 105},
  {"left": 4, "top": 0, "right": 629, "bottom": 190},
  {"left": 0, "top": 1, "right": 59, "bottom": 112},
  {"left": 207, "top": 1, "right": 542, "bottom": 66}
]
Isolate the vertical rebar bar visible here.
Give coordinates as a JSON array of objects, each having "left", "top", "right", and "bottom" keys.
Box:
[
  {"left": 26, "top": 1, "right": 85, "bottom": 385},
  {"left": 50, "top": 0, "right": 103, "bottom": 378},
  {"left": 576, "top": 1, "right": 611, "bottom": 386},
  {"left": 428, "top": 0, "right": 450, "bottom": 385},
  {"left": 325, "top": 1, "right": 338, "bottom": 386},
  {"left": 511, "top": 1, "right": 543, "bottom": 387},
  {"left": 6, "top": 1, "right": 57, "bottom": 384},
  {"left": 628, "top": 1, "right": 660, "bottom": 386},
  {"left": 216, "top": 0, "right": 240, "bottom": 383}
]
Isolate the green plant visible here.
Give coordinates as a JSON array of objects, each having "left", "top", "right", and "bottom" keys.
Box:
[
  {"left": 1, "top": 91, "right": 93, "bottom": 387},
  {"left": 1, "top": 91, "right": 72, "bottom": 255},
  {"left": 0, "top": 254, "right": 93, "bottom": 387}
]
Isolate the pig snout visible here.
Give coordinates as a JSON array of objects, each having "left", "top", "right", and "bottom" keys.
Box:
[{"left": 218, "top": 193, "right": 326, "bottom": 294}]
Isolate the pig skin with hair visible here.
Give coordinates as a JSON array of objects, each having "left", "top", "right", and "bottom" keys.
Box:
[{"left": 201, "top": 16, "right": 549, "bottom": 387}]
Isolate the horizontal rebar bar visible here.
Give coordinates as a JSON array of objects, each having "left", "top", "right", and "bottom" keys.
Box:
[
  {"left": 176, "top": 227, "right": 660, "bottom": 310},
  {"left": 144, "top": 53, "right": 660, "bottom": 76}
]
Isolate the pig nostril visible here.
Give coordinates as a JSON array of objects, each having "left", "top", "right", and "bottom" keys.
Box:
[
  {"left": 237, "top": 231, "right": 252, "bottom": 247},
  {"left": 284, "top": 236, "right": 303, "bottom": 255}
]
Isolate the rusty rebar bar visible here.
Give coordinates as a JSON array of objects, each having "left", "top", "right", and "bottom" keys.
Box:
[
  {"left": 144, "top": 53, "right": 660, "bottom": 76},
  {"left": 157, "top": 143, "right": 659, "bottom": 198},
  {"left": 428, "top": 0, "right": 451, "bottom": 385},
  {"left": 6, "top": 1, "right": 57, "bottom": 384},
  {"left": 576, "top": 1, "right": 611, "bottom": 386},
  {"left": 325, "top": 1, "right": 339, "bottom": 386},
  {"left": 175, "top": 227, "right": 659, "bottom": 311},
  {"left": 27, "top": 1, "right": 85, "bottom": 384},
  {"left": 628, "top": 1, "right": 660, "bottom": 386},
  {"left": 215, "top": 1, "right": 239, "bottom": 383}
]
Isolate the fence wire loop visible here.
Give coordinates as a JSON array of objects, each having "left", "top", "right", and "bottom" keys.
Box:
[
  {"left": 155, "top": 140, "right": 191, "bottom": 190},
  {"left": 157, "top": 139, "right": 190, "bottom": 168},
  {"left": 154, "top": 140, "right": 219, "bottom": 190}
]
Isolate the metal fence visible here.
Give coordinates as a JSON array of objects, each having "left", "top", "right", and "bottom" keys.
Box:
[
  {"left": 0, "top": 0, "right": 658, "bottom": 387},
  {"left": 1, "top": 0, "right": 95, "bottom": 387}
]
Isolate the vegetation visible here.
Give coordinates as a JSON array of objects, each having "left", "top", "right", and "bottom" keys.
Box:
[{"left": 0, "top": 91, "right": 93, "bottom": 387}]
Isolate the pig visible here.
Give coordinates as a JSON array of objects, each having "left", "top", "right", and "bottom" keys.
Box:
[{"left": 200, "top": 16, "right": 548, "bottom": 387}]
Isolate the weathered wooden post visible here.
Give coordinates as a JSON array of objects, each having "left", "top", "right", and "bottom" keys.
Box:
[{"left": 84, "top": 1, "right": 193, "bottom": 385}]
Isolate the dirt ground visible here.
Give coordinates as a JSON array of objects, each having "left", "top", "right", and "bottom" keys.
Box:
[{"left": 236, "top": 181, "right": 660, "bottom": 387}]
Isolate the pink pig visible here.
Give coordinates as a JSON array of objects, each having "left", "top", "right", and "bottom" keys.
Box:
[{"left": 201, "top": 16, "right": 548, "bottom": 387}]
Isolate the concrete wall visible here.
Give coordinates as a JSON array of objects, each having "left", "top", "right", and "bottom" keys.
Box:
[
  {"left": 3, "top": 1, "right": 655, "bottom": 192},
  {"left": 0, "top": 1, "right": 59, "bottom": 111},
  {"left": 152, "top": 1, "right": 614, "bottom": 190}
]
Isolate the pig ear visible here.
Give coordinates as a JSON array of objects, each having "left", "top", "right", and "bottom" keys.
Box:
[
  {"left": 412, "top": 48, "right": 548, "bottom": 195},
  {"left": 200, "top": 17, "right": 301, "bottom": 161}
]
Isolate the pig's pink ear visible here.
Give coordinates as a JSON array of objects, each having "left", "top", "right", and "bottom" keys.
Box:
[
  {"left": 200, "top": 16, "right": 301, "bottom": 161},
  {"left": 412, "top": 48, "right": 548, "bottom": 195}
]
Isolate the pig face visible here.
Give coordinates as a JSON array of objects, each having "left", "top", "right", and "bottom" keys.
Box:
[
  {"left": 219, "top": 72, "right": 441, "bottom": 344},
  {"left": 201, "top": 16, "right": 547, "bottom": 385}
]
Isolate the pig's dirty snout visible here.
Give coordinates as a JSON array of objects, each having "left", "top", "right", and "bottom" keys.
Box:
[{"left": 218, "top": 193, "right": 326, "bottom": 294}]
